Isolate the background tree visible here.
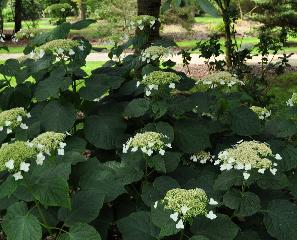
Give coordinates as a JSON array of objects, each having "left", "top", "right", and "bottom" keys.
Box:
[{"left": 14, "top": 0, "right": 21, "bottom": 32}]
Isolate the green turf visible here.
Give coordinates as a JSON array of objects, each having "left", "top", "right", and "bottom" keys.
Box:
[
  {"left": 195, "top": 16, "right": 223, "bottom": 24},
  {"left": 4, "top": 19, "right": 54, "bottom": 30}
]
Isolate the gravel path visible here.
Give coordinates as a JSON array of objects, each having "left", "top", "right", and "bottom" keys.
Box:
[{"left": 1, "top": 52, "right": 297, "bottom": 65}]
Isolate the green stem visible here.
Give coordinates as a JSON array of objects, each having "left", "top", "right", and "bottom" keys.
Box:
[
  {"left": 180, "top": 229, "right": 184, "bottom": 240},
  {"left": 36, "top": 201, "right": 52, "bottom": 235}
]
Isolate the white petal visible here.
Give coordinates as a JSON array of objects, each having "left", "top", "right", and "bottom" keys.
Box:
[
  {"left": 17, "top": 116, "right": 22, "bottom": 122},
  {"left": 58, "top": 148, "right": 64, "bottom": 156},
  {"left": 5, "top": 160, "right": 14, "bottom": 170},
  {"left": 175, "top": 219, "right": 184, "bottom": 229},
  {"left": 275, "top": 154, "right": 282, "bottom": 160},
  {"left": 0, "top": 126, "right": 3, "bottom": 131},
  {"left": 181, "top": 206, "right": 189, "bottom": 215},
  {"left": 206, "top": 210, "right": 217, "bottom": 220},
  {"left": 258, "top": 168, "right": 265, "bottom": 174},
  {"left": 153, "top": 201, "right": 158, "bottom": 209},
  {"left": 5, "top": 121, "right": 11, "bottom": 126},
  {"left": 59, "top": 142, "right": 67, "bottom": 149},
  {"left": 159, "top": 149, "right": 165, "bottom": 156},
  {"left": 209, "top": 198, "right": 218, "bottom": 205},
  {"left": 243, "top": 172, "right": 250, "bottom": 180},
  {"left": 20, "top": 162, "right": 30, "bottom": 172},
  {"left": 13, "top": 171, "right": 23, "bottom": 181},
  {"left": 20, "top": 123, "right": 28, "bottom": 130},
  {"left": 6, "top": 128, "right": 12, "bottom": 134},
  {"left": 170, "top": 212, "right": 179, "bottom": 222}
]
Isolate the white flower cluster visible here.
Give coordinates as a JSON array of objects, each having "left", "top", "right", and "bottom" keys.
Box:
[
  {"left": 286, "top": 92, "right": 297, "bottom": 107},
  {"left": 0, "top": 33, "right": 18, "bottom": 43},
  {"left": 141, "top": 46, "right": 171, "bottom": 63},
  {"left": 157, "top": 188, "right": 218, "bottom": 230},
  {"left": 137, "top": 71, "right": 181, "bottom": 97},
  {"left": 0, "top": 108, "right": 31, "bottom": 134},
  {"left": 122, "top": 131, "right": 171, "bottom": 156},
  {"left": 190, "top": 151, "right": 214, "bottom": 164},
  {"left": 197, "top": 71, "right": 244, "bottom": 89},
  {"left": 0, "top": 33, "right": 5, "bottom": 43},
  {"left": 1, "top": 132, "right": 66, "bottom": 181},
  {"left": 129, "top": 15, "right": 159, "bottom": 31},
  {"left": 29, "top": 39, "right": 85, "bottom": 60},
  {"left": 215, "top": 140, "right": 281, "bottom": 180},
  {"left": 250, "top": 106, "right": 271, "bottom": 120}
]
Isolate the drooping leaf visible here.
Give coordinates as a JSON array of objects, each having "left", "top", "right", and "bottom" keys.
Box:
[
  {"left": 2, "top": 202, "right": 42, "bottom": 240},
  {"left": 58, "top": 223, "right": 101, "bottom": 240}
]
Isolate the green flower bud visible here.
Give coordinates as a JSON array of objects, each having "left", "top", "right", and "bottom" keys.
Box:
[
  {"left": 0, "top": 141, "right": 37, "bottom": 172},
  {"left": 198, "top": 71, "right": 243, "bottom": 88},
  {"left": 163, "top": 188, "right": 208, "bottom": 220},
  {"left": 31, "top": 132, "right": 66, "bottom": 153},
  {"left": 250, "top": 106, "right": 271, "bottom": 120},
  {"left": 0, "top": 107, "right": 27, "bottom": 129}
]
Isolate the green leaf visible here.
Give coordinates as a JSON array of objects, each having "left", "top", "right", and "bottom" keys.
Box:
[
  {"left": 264, "top": 200, "right": 297, "bottom": 240},
  {"left": 31, "top": 176, "right": 70, "bottom": 208},
  {"left": 151, "top": 203, "right": 179, "bottom": 238},
  {"left": 235, "top": 231, "right": 261, "bottom": 240},
  {"left": 124, "top": 98, "right": 150, "bottom": 118},
  {"left": 231, "top": 106, "right": 261, "bottom": 136},
  {"left": 58, "top": 223, "right": 101, "bottom": 240},
  {"left": 143, "top": 121, "right": 174, "bottom": 142},
  {"left": 278, "top": 145, "right": 297, "bottom": 171},
  {"left": 148, "top": 152, "right": 181, "bottom": 173},
  {"left": 288, "top": 174, "right": 297, "bottom": 198},
  {"left": 79, "top": 74, "right": 125, "bottom": 100},
  {"left": 142, "top": 176, "right": 180, "bottom": 206},
  {"left": 189, "top": 236, "right": 210, "bottom": 240},
  {"left": 0, "top": 176, "right": 18, "bottom": 199},
  {"left": 117, "top": 211, "right": 159, "bottom": 240},
  {"left": 84, "top": 114, "right": 126, "bottom": 150},
  {"left": 58, "top": 190, "right": 104, "bottom": 226},
  {"left": 191, "top": 214, "right": 239, "bottom": 240},
  {"left": 257, "top": 173, "right": 289, "bottom": 190},
  {"left": 35, "top": 66, "right": 68, "bottom": 101},
  {"left": 41, "top": 100, "right": 76, "bottom": 132},
  {"left": 265, "top": 119, "right": 297, "bottom": 138},
  {"left": 71, "top": 19, "right": 96, "bottom": 30},
  {"left": 214, "top": 170, "right": 242, "bottom": 191},
  {"left": 2, "top": 202, "right": 42, "bottom": 240},
  {"left": 196, "top": 0, "right": 220, "bottom": 17},
  {"left": 174, "top": 119, "right": 210, "bottom": 153},
  {"left": 223, "top": 190, "right": 261, "bottom": 217}
]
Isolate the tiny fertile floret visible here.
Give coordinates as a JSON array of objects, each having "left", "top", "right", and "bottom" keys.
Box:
[
  {"left": 163, "top": 188, "right": 208, "bottom": 220},
  {"left": 287, "top": 92, "right": 297, "bottom": 107},
  {"left": 215, "top": 140, "right": 281, "bottom": 179},
  {"left": 0, "top": 107, "right": 30, "bottom": 133},
  {"left": 250, "top": 106, "right": 271, "bottom": 120},
  {"left": 123, "top": 131, "right": 171, "bottom": 156},
  {"left": 190, "top": 151, "right": 214, "bottom": 164},
  {"left": 31, "top": 132, "right": 66, "bottom": 154},
  {"left": 138, "top": 71, "right": 181, "bottom": 96},
  {"left": 198, "top": 71, "right": 244, "bottom": 88}
]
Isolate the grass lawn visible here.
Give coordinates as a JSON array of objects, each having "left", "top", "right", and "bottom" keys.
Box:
[
  {"left": 4, "top": 19, "right": 54, "bottom": 30},
  {"left": 195, "top": 16, "right": 222, "bottom": 24}
]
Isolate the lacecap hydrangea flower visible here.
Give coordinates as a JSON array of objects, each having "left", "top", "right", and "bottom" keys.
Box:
[
  {"left": 190, "top": 151, "right": 214, "bottom": 164},
  {"left": 286, "top": 92, "right": 297, "bottom": 107},
  {"left": 137, "top": 71, "right": 181, "bottom": 96},
  {"left": 0, "top": 141, "right": 37, "bottom": 180},
  {"left": 32, "top": 39, "right": 85, "bottom": 60},
  {"left": 31, "top": 131, "right": 66, "bottom": 156},
  {"left": 158, "top": 188, "right": 218, "bottom": 229},
  {"left": 0, "top": 107, "right": 30, "bottom": 134},
  {"left": 250, "top": 106, "right": 271, "bottom": 120},
  {"left": 129, "top": 15, "right": 159, "bottom": 30},
  {"left": 215, "top": 140, "right": 281, "bottom": 180},
  {"left": 197, "top": 71, "right": 244, "bottom": 89},
  {"left": 123, "top": 131, "right": 171, "bottom": 156},
  {"left": 141, "top": 46, "right": 171, "bottom": 63}
]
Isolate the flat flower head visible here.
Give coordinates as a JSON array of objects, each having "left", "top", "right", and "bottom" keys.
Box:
[
  {"left": 250, "top": 106, "right": 271, "bottom": 120},
  {"left": 141, "top": 71, "right": 181, "bottom": 90},
  {"left": 142, "top": 46, "right": 170, "bottom": 62},
  {"left": 191, "top": 151, "right": 213, "bottom": 164},
  {"left": 0, "top": 141, "right": 37, "bottom": 172},
  {"left": 198, "top": 71, "right": 243, "bottom": 89},
  {"left": 32, "top": 132, "right": 66, "bottom": 154},
  {"left": 162, "top": 188, "right": 208, "bottom": 220},
  {"left": 287, "top": 92, "right": 297, "bottom": 107},
  {"left": 0, "top": 108, "right": 27, "bottom": 130},
  {"left": 123, "top": 131, "right": 170, "bottom": 155},
  {"left": 216, "top": 141, "right": 279, "bottom": 178}
]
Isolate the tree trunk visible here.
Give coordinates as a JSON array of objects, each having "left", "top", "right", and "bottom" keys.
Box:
[
  {"left": 14, "top": 0, "right": 22, "bottom": 33},
  {"left": 223, "top": 17, "right": 233, "bottom": 69},
  {"left": 0, "top": 8, "right": 3, "bottom": 32},
  {"left": 137, "top": 0, "right": 161, "bottom": 43},
  {"left": 79, "top": 0, "right": 86, "bottom": 20}
]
